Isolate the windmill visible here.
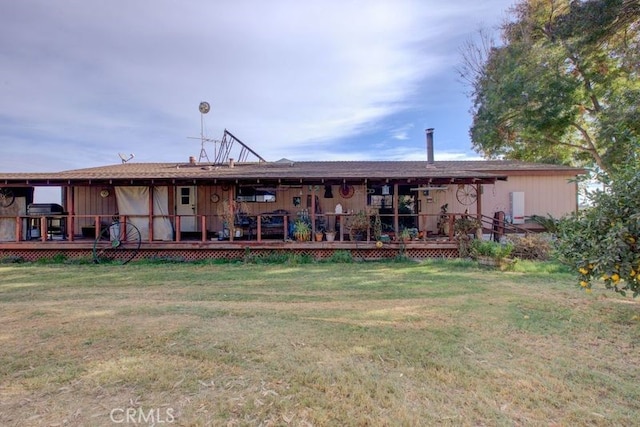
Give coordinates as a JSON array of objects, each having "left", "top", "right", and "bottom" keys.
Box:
[{"left": 194, "top": 101, "right": 217, "bottom": 163}]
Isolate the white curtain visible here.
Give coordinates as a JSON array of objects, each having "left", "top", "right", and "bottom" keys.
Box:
[
  {"left": 0, "top": 198, "right": 26, "bottom": 241},
  {"left": 152, "top": 187, "right": 173, "bottom": 241},
  {"left": 114, "top": 186, "right": 173, "bottom": 241}
]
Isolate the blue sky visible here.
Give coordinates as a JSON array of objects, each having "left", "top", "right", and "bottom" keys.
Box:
[{"left": 1, "top": 0, "right": 515, "bottom": 175}]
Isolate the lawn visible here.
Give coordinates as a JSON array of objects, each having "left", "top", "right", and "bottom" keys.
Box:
[{"left": 0, "top": 259, "right": 639, "bottom": 426}]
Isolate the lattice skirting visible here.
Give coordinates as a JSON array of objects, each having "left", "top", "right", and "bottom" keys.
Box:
[{"left": 1, "top": 247, "right": 459, "bottom": 262}]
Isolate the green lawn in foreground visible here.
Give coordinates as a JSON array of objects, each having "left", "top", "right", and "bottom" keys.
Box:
[{"left": 0, "top": 259, "right": 638, "bottom": 426}]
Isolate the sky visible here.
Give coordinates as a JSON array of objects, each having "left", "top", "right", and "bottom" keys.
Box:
[{"left": 0, "top": 0, "right": 516, "bottom": 176}]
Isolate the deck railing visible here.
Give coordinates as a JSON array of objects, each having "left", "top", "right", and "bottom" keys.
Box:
[{"left": 0, "top": 212, "right": 489, "bottom": 244}]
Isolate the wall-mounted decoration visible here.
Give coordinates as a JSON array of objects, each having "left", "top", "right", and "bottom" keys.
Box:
[
  {"left": 293, "top": 196, "right": 301, "bottom": 207},
  {"left": 210, "top": 193, "right": 220, "bottom": 203},
  {"left": 100, "top": 189, "right": 110, "bottom": 198},
  {"left": 339, "top": 184, "right": 354, "bottom": 199}
]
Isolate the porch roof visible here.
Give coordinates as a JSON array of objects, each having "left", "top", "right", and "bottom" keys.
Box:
[{"left": 0, "top": 160, "right": 583, "bottom": 186}]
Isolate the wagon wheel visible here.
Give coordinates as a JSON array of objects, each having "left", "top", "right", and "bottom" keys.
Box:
[
  {"left": 0, "top": 188, "right": 15, "bottom": 208},
  {"left": 456, "top": 185, "right": 477, "bottom": 206},
  {"left": 93, "top": 221, "right": 141, "bottom": 264}
]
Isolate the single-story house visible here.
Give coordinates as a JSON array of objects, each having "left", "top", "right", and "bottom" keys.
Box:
[{"left": 0, "top": 148, "right": 584, "bottom": 261}]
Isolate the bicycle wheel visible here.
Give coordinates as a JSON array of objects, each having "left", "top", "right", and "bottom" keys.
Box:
[
  {"left": 0, "top": 189, "right": 15, "bottom": 208},
  {"left": 93, "top": 221, "right": 141, "bottom": 264}
]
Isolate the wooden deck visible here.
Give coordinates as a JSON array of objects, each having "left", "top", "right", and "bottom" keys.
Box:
[{"left": 0, "top": 237, "right": 459, "bottom": 262}]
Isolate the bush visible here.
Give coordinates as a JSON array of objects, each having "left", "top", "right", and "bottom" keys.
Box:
[
  {"left": 470, "top": 239, "right": 514, "bottom": 259},
  {"left": 324, "top": 250, "right": 353, "bottom": 263},
  {"left": 506, "top": 234, "right": 553, "bottom": 261}
]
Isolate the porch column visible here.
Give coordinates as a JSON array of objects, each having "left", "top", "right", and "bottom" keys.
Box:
[
  {"left": 66, "top": 186, "right": 74, "bottom": 241},
  {"left": 310, "top": 186, "right": 317, "bottom": 234},
  {"left": 228, "top": 187, "right": 234, "bottom": 242},
  {"left": 475, "top": 183, "right": 483, "bottom": 237},
  {"left": 148, "top": 186, "right": 154, "bottom": 242},
  {"left": 393, "top": 183, "right": 399, "bottom": 235}
]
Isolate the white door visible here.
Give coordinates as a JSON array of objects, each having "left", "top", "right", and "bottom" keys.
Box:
[{"left": 176, "top": 186, "right": 197, "bottom": 232}]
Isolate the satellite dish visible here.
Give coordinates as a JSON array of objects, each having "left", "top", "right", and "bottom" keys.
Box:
[
  {"left": 199, "top": 101, "right": 210, "bottom": 114},
  {"left": 118, "top": 153, "right": 135, "bottom": 163}
]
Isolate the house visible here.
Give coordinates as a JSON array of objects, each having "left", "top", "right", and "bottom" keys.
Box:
[{"left": 0, "top": 152, "right": 583, "bottom": 262}]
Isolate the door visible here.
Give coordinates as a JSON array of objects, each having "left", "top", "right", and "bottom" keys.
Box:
[{"left": 176, "top": 186, "right": 197, "bottom": 232}]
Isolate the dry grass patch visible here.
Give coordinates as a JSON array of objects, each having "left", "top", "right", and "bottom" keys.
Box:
[{"left": 0, "top": 260, "right": 638, "bottom": 426}]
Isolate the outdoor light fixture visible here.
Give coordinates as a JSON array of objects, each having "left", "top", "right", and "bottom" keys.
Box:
[{"left": 381, "top": 185, "right": 390, "bottom": 195}]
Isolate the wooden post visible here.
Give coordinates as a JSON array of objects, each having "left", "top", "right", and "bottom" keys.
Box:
[
  {"left": 40, "top": 216, "right": 47, "bottom": 242},
  {"left": 175, "top": 216, "right": 181, "bottom": 242},
  {"left": 228, "top": 188, "right": 234, "bottom": 242},
  {"left": 393, "top": 183, "right": 399, "bottom": 235},
  {"left": 148, "top": 187, "right": 154, "bottom": 242},
  {"left": 94, "top": 215, "right": 100, "bottom": 239},
  {"left": 15, "top": 216, "right": 21, "bottom": 242},
  {"left": 311, "top": 186, "right": 317, "bottom": 234},
  {"left": 66, "top": 186, "right": 74, "bottom": 241},
  {"left": 475, "top": 183, "right": 482, "bottom": 236},
  {"left": 283, "top": 214, "right": 288, "bottom": 241},
  {"left": 201, "top": 215, "right": 207, "bottom": 242}
]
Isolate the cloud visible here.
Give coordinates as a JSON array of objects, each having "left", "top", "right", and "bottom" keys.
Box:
[{"left": 0, "top": 0, "right": 514, "bottom": 172}]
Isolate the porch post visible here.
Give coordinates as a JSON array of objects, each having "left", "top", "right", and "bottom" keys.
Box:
[
  {"left": 148, "top": 187, "right": 154, "bottom": 242},
  {"left": 310, "top": 185, "right": 317, "bottom": 234},
  {"left": 228, "top": 187, "right": 234, "bottom": 242},
  {"left": 475, "top": 183, "right": 483, "bottom": 237},
  {"left": 393, "top": 183, "right": 399, "bottom": 235},
  {"left": 15, "top": 216, "right": 21, "bottom": 243},
  {"left": 66, "top": 186, "right": 74, "bottom": 241},
  {"left": 40, "top": 216, "right": 47, "bottom": 242}
]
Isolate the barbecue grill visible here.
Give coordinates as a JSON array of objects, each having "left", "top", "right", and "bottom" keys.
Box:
[{"left": 27, "top": 203, "right": 67, "bottom": 240}]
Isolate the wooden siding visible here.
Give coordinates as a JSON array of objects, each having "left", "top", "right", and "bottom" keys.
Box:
[{"left": 72, "top": 186, "right": 118, "bottom": 230}]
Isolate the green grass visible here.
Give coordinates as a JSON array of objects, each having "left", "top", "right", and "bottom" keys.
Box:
[{"left": 0, "top": 260, "right": 638, "bottom": 426}]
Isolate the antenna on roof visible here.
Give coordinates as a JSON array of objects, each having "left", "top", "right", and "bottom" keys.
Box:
[{"left": 118, "top": 153, "right": 135, "bottom": 163}]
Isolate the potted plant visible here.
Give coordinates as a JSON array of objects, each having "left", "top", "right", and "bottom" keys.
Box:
[
  {"left": 399, "top": 228, "right": 411, "bottom": 243},
  {"left": 470, "top": 239, "right": 514, "bottom": 269},
  {"left": 325, "top": 229, "right": 336, "bottom": 242},
  {"left": 315, "top": 229, "right": 324, "bottom": 242},
  {"left": 293, "top": 219, "right": 311, "bottom": 241},
  {"left": 348, "top": 210, "right": 370, "bottom": 241}
]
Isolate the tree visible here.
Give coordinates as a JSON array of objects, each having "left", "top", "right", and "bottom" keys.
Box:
[
  {"left": 463, "top": 0, "right": 640, "bottom": 176},
  {"left": 556, "top": 167, "right": 640, "bottom": 297}
]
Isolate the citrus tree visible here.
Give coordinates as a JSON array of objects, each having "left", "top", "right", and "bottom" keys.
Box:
[{"left": 556, "top": 169, "right": 640, "bottom": 296}]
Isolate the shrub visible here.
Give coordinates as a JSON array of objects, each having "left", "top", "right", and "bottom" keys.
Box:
[
  {"left": 506, "top": 234, "right": 553, "bottom": 261},
  {"left": 324, "top": 250, "right": 353, "bottom": 263},
  {"left": 470, "top": 239, "right": 514, "bottom": 259}
]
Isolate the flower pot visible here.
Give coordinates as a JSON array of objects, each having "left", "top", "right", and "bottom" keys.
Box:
[
  {"left": 325, "top": 232, "right": 336, "bottom": 242},
  {"left": 315, "top": 232, "right": 324, "bottom": 242}
]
